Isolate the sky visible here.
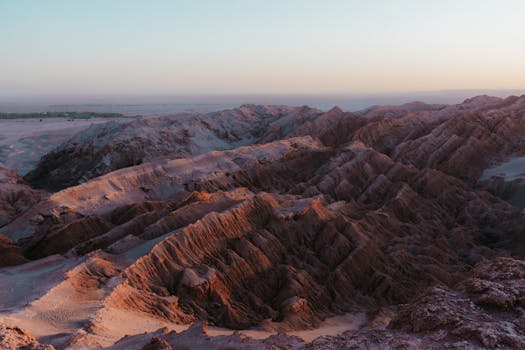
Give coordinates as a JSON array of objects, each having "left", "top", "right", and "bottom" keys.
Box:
[{"left": 1, "top": 0, "right": 525, "bottom": 96}]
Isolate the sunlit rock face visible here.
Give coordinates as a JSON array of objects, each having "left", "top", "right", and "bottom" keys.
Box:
[{"left": 1, "top": 96, "right": 525, "bottom": 349}]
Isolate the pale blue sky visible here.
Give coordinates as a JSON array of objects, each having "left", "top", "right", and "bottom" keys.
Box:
[{"left": 1, "top": 0, "right": 524, "bottom": 95}]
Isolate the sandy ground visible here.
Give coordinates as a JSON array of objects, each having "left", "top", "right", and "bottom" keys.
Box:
[
  {"left": 207, "top": 312, "right": 368, "bottom": 342},
  {"left": 0, "top": 118, "right": 124, "bottom": 175},
  {"left": 73, "top": 307, "right": 367, "bottom": 349},
  {"left": 0, "top": 255, "right": 96, "bottom": 343},
  {"left": 0, "top": 255, "right": 79, "bottom": 310},
  {"left": 480, "top": 156, "right": 525, "bottom": 206}
]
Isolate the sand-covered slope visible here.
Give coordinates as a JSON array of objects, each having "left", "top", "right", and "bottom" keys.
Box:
[{"left": 0, "top": 117, "right": 124, "bottom": 176}]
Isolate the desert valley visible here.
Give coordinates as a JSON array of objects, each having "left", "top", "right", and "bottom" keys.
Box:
[{"left": 1, "top": 95, "right": 525, "bottom": 349}]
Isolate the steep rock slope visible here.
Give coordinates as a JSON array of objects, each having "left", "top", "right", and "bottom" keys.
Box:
[
  {"left": 0, "top": 165, "right": 47, "bottom": 266},
  {"left": 0, "top": 164, "right": 47, "bottom": 229}
]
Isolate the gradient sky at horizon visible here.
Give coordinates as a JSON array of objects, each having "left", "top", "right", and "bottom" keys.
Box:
[{"left": 1, "top": 0, "right": 524, "bottom": 96}]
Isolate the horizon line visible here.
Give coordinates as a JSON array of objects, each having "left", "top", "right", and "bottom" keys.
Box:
[{"left": 2, "top": 88, "right": 525, "bottom": 99}]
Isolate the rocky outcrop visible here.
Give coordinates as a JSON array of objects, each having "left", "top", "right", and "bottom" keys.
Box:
[
  {"left": 392, "top": 257, "right": 525, "bottom": 349},
  {"left": 0, "top": 325, "right": 54, "bottom": 350},
  {"left": 0, "top": 165, "right": 47, "bottom": 263},
  {"left": 0, "top": 235, "right": 26, "bottom": 267}
]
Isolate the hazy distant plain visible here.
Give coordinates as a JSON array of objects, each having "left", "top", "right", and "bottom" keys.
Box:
[{"left": 2, "top": 90, "right": 524, "bottom": 115}]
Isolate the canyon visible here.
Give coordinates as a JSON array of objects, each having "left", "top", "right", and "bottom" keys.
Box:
[{"left": 1, "top": 95, "right": 525, "bottom": 349}]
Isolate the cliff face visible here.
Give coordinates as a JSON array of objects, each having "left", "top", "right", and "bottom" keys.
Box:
[{"left": 1, "top": 96, "right": 525, "bottom": 349}]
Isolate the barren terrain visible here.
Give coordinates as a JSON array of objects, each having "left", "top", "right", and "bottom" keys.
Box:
[{"left": 1, "top": 96, "right": 525, "bottom": 349}]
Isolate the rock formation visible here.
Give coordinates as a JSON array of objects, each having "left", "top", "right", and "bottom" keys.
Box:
[
  {"left": 1, "top": 96, "right": 525, "bottom": 349},
  {"left": 0, "top": 325, "right": 54, "bottom": 350}
]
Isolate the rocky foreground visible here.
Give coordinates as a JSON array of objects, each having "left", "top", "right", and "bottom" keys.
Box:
[{"left": 1, "top": 95, "right": 525, "bottom": 349}]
